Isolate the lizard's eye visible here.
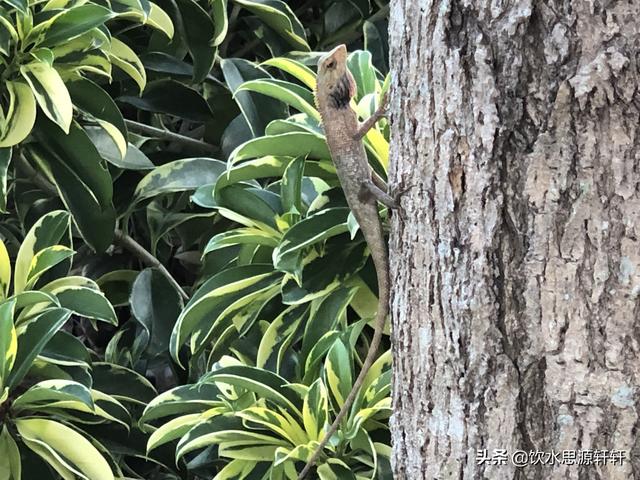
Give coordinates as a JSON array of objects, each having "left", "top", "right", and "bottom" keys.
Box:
[{"left": 325, "top": 59, "right": 336, "bottom": 69}]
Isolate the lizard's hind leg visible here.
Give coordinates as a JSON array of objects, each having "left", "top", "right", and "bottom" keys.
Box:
[{"left": 360, "top": 180, "right": 398, "bottom": 209}]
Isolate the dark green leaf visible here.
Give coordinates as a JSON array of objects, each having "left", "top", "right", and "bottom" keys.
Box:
[
  {"left": 8, "top": 307, "right": 71, "bottom": 388},
  {"left": 119, "top": 79, "right": 213, "bottom": 121},
  {"left": 175, "top": 0, "right": 216, "bottom": 83},
  {"left": 29, "top": 120, "right": 115, "bottom": 252},
  {"left": 40, "top": 5, "right": 115, "bottom": 47},
  {"left": 134, "top": 157, "right": 226, "bottom": 201},
  {"left": 130, "top": 268, "right": 182, "bottom": 357},
  {"left": 0, "top": 148, "right": 10, "bottom": 212}
]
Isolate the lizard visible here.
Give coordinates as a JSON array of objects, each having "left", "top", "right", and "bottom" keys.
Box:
[{"left": 297, "top": 43, "right": 398, "bottom": 479}]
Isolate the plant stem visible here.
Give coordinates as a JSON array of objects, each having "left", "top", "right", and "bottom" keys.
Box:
[
  {"left": 124, "top": 120, "right": 217, "bottom": 155},
  {"left": 17, "top": 154, "right": 190, "bottom": 301},
  {"left": 113, "top": 229, "right": 190, "bottom": 300},
  {"left": 15, "top": 153, "right": 58, "bottom": 196}
]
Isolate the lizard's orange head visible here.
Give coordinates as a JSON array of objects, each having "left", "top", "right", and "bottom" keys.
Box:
[{"left": 316, "top": 44, "right": 356, "bottom": 109}]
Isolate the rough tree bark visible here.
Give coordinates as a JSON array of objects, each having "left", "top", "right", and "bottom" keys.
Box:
[{"left": 387, "top": 1, "right": 639, "bottom": 479}]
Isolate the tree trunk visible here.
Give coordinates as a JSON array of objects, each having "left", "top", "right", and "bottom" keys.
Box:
[{"left": 387, "top": 1, "right": 640, "bottom": 479}]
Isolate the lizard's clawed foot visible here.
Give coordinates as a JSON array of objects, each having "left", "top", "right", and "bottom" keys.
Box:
[{"left": 388, "top": 183, "right": 416, "bottom": 219}]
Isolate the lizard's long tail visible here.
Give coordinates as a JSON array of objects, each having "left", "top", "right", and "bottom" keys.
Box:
[{"left": 298, "top": 217, "right": 389, "bottom": 479}]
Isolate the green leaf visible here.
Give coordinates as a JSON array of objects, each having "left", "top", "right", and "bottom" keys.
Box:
[
  {"left": 169, "top": 266, "right": 281, "bottom": 365},
  {"left": 281, "top": 242, "right": 367, "bottom": 305},
  {"left": 24, "top": 246, "right": 75, "bottom": 291},
  {"left": 9, "top": 307, "right": 72, "bottom": 388},
  {"left": 281, "top": 155, "right": 304, "bottom": 214},
  {"left": 147, "top": 2, "right": 174, "bottom": 38},
  {"left": 0, "top": 148, "right": 10, "bottom": 212},
  {"left": 203, "top": 228, "right": 279, "bottom": 256},
  {"left": 261, "top": 57, "right": 316, "bottom": 89},
  {"left": 301, "top": 287, "right": 357, "bottom": 363},
  {"left": 16, "top": 418, "right": 114, "bottom": 480},
  {"left": 109, "top": 37, "right": 147, "bottom": 92},
  {"left": 221, "top": 58, "right": 287, "bottom": 136},
  {"left": 237, "top": 406, "right": 307, "bottom": 445},
  {"left": 91, "top": 363, "right": 157, "bottom": 405},
  {"left": 176, "top": 0, "right": 216, "bottom": 83},
  {"left": 204, "top": 365, "right": 302, "bottom": 417},
  {"left": 0, "top": 81, "right": 37, "bottom": 148},
  {"left": 236, "top": 79, "right": 319, "bottom": 121},
  {"left": 0, "top": 11, "right": 18, "bottom": 49},
  {"left": 20, "top": 61, "right": 72, "bottom": 133},
  {"left": 232, "top": 0, "right": 309, "bottom": 51},
  {"left": 317, "top": 462, "right": 356, "bottom": 480},
  {"left": 30, "top": 120, "right": 115, "bottom": 252},
  {"left": 96, "top": 270, "right": 138, "bottom": 307},
  {"left": 0, "top": 0, "right": 27, "bottom": 14},
  {"left": 176, "top": 415, "right": 288, "bottom": 460},
  {"left": 303, "top": 379, "right": 328, "bottom": 441},
  {"left": 130, "top": 268, "right": 182, "bottom": 356},
  {"left": 325, "top": 338, "right": 352, "bottom": 408},
  {"left": 274, "top": 208, "right": 349, "bottom": 277},
  {"left": 14, "top": 210, "right": 70, "bottom": 295},
  {"left": 40, "top": 4, "right": 114, "bottom": 47},
  {"left": 0, "top": 299, "right": 17, "bottom": 391},
  {"left": 231, "top": 132, "right": 330, "bottom": 163},
  {"left": 51, "top": 286, "right": 117, "bottom": 325},
  {"left": 147, "top": 411, "right": 209, "bottom": 452},
  {"left": 39, "top": 330, "right": 90, "bottom": 367},
  {"left": 68, "top": 79, "right": 127, "bottom": 142},
  {"left": 212, "top": 459, "right": 260, "bottom": 479},
  {"left": 119, "top": 79, "right": 213, "bottom": 121},
  {"left": 12, "top": 291, "right": 59, "bottom": 315},
  {"left": 363, "top": 20, "right": 388, "bottom": 73},
  {"left": 12, "top": 379, "right": 94, "bottom": 412},
  {"left": 141, "top": 382, "right": 221, "bottom": 423},
  {"left": 256, "top": 304, "right": 307, "bottom": 374},
  {"left": 210, "top": 0, "right": 228, "bottom": 46},
  {"left": 135, "top": 157, "right": 226, "bottom": 201},
  {"left": 0, "top": 426, "right": 21, "bottom": 480},
  {"left": 0, "top": 239, "right": 9, "bottom": 299},
  {"left": 216, "top": 185, "right": 281, "bottom": 228},
  {"left": 211, "top": 156, "right": 335, "bottom": 193},
  {"left": 347, "top": 50, "right": 377, "bottom": 101}
]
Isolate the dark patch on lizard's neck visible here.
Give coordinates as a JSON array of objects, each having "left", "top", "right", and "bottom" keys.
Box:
[{"left": 328, "top": 73, "right": 352, "bottom": 109}]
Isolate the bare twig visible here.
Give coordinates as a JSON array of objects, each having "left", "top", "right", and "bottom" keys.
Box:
[
  {"left": 125, "top": 120, "right": 217, "bottom": 154},
  {"left": 114, "top": 229, "right": 190, "bottom": 300},
  {"left": 17, "top": 154, "right": 190, "bottom": 300}
]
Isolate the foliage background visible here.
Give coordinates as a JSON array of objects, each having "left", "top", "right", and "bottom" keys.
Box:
[{"left": 0, "top": 0, "right": 392, "bottom": 478}]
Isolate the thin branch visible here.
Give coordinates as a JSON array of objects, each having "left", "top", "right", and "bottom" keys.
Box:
[
  {"left": 125, "top": 120, "right": 217, "bottom": 154},
  {"left": 114, "top": 229, "right": 190, "bottom": 300},
  {"left": 15, "top": 153, "right": 58, "bottom": 196},
  {"left": 17, "top": 154, "right": 190, "bottom": 300}
]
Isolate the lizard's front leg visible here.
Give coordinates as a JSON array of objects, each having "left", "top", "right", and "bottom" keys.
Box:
[{"left": 353, "top": 92, "right": 389, "bottom": 141}]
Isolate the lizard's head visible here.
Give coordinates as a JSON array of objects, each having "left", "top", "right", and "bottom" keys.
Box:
[{"left": 316, "top": 44, "right": 356, "bottom": 110}]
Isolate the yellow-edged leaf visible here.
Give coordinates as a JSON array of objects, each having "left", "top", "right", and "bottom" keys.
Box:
[
  {"left": 0, "top": 299, "right": 16, "bottom": 391},
  {"left": 20, "top": 62, "right": 72, "bottom": 133},
  {"left": 147, "top": 2, "right": 174, "bottom": 39},
  {"left": 0, "top": 425, "right": 21, "bottom": 480},
  {"left": 262, "top": 57, "right": 316, "bottom": 90},
  {"left": 0, "top": 239, "right": 10, "bottom": 298},
  {"left": 0, "top": 81, "right": 37, "bottom": 147},
  {"left": 16, "top": 418, "right": 114, "bottom": 480},
  {"left": 109, "top": 37, "right": 146, "bottom": 92}
]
